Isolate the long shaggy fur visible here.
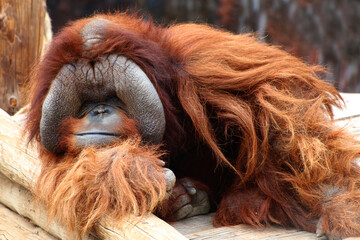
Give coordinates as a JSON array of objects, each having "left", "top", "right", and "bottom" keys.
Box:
[
  {"left": 26, "top": 12, "right": 360, "bottom": 238},
  {"left": 164, "top": 22, "right": 360, "bottom": 235},
  {"left": 35, "top": 139, "right": 166, "bottom": 237}
]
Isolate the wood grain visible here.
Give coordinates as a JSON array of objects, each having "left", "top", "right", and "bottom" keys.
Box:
[
  {"left": 0, "top": 203, "right": 57, "bottom": 240},
  {"left": 0, "top": 0, "right": 51, "bottom": 114}
]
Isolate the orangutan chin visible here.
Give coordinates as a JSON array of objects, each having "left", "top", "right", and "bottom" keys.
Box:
[{"left": 25, "top": 13, "right": 360, "bottom": 239}]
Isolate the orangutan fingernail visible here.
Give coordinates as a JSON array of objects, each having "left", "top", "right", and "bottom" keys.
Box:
[{"left": 186, "top": 187, "right": 197, "bottom": 195}]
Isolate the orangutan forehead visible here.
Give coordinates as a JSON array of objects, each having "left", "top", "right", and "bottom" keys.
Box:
[
  {"left": 81, "top": 18, "right": 111, "bottom": 50},
  {"left": 57, "top": 58, "right": 116, "bottom": 102}
]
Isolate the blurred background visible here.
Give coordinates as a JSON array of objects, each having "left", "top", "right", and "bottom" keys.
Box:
[{"left": 47, "top": 0, "right": 360, "bottom": 93}]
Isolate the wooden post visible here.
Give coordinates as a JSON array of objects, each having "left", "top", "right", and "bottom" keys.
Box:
[{"left": 0, "top": 0, "right": 51, "bottom": 115}]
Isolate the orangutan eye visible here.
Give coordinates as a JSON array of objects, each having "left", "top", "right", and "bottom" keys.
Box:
[{"left": 76, "top": 98, "right": 125, "bottom": 118}]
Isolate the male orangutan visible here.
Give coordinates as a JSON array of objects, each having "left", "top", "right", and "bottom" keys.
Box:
[{"left": 26, "top": 13, "right": 360, "bottom": 239}]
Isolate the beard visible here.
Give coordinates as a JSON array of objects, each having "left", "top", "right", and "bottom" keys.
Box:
[{"left": 35, "top": 138, "right": 167, "bottom": 238}]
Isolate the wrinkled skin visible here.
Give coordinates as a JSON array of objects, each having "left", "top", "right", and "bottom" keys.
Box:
[{"left": 159, "top": 178, "right": 211, "bottom": 221}]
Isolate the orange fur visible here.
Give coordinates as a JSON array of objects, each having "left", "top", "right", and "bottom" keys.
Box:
[
  {"left": 162, "top": 24, "right": 360, "bottom": 235},
  {"left": 35, "top": 139, "right": 166, "bottom": 238}
]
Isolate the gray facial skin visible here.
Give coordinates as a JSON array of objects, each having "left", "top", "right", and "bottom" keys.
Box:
[{"left": 40, "top": 18, "right": 166, "bottom": 153}]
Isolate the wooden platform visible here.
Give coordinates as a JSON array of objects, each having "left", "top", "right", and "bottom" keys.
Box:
[
  {"left": 171, "top": 214, "right": 316, "bottom": 240},
  {"left": 333, "top": 93, "right": 360, "bottom": 137},
  {"left": 0, "top": 203, "right": 56, "bottom": 240}
]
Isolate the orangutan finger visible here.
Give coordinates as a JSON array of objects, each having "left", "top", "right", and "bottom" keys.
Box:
[
  {"left": 157, "top": 160, "right": 165, "bottom": 166},
  {"left": 172, "top": 194, "right": 192, "bottom": 211},
  {"left": 170, "top": 184, "right": 187, "bottom": 200},
  {"left": 316, "top": 216, "right": 326, "bottom": 238},
  {"left": 179, "top": 178, "right": 197, "bottom": 195},
  {"left": 164, "top": 167, "right": 176, "bottom": 192},
  {"left": 173, "top": 204, "right": 193, "bottom": 220},
  {"left": 188, "top": 190, "right": 210, "bottom": 218},
  {"left": 191, "top": 189, "right": 207, "bottom": 204}
]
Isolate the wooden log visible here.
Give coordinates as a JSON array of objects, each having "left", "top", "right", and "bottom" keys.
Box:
[
  {"left": 0, "top": 202, "right": 57, "bottom": 240},
  {"left": 0, "top": 108, "right": 187, "bottom": 240},
  {"left": 0, "top": 172, "right": 70, "bottom": 240},
  {"left": 0, "top": 0, "right": 52, "bottom": 115}
]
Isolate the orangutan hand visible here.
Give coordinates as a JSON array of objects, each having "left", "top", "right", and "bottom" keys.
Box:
[{"left": 163, "top": 177, "right": 210, "bottom": 221}]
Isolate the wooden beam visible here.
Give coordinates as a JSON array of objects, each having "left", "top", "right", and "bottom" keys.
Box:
[
  {"left": 0, "top": 108, "right": 187, "bottom": 240},
  {"left": 0, "top": 0, "right": 52, "bottom": 114},
  {"left": 0, "top": 202, "right": 57, "bottom": 240},
  {"left": 0, "top": 172, "right": 75, "bottom": 240}
]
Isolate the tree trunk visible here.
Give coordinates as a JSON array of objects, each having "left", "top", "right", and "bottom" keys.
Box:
[{"left": 0, "top": 0, "right": 51, "bottom": 114}]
